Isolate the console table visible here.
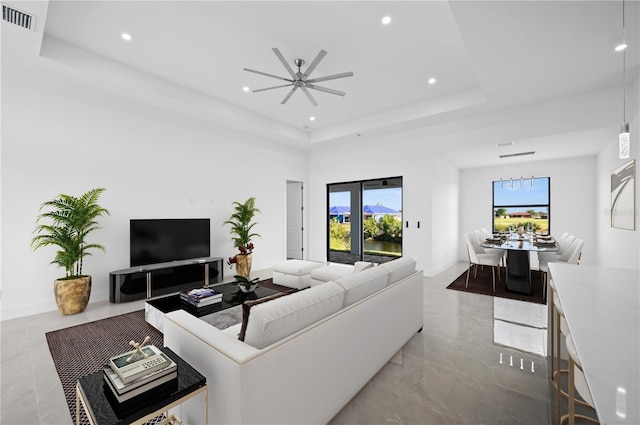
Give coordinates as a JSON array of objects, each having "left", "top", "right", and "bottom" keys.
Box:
[
  {"left": 110, "top": 257, "right": 223, "bottom": 303},
  {"left": 75, "top": 347, "right": 207, "bottom": 425}
]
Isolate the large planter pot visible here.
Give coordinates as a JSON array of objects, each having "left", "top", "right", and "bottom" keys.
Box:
[
  {"left": 54, "top": 276, "right": 91, "bottom": 315},
  {"left": 235, "top": 254, "right": 252, "bottom": 278}
]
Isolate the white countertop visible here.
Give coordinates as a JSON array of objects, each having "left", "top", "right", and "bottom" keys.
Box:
[{"left": 549, "top": 263, "right": 639, "bottom": 425}]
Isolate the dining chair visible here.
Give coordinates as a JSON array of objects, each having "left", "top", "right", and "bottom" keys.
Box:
[
  {"left": 476, "top": 228, "right": 506, "bottom": 265},
  {"left": 464, "top": 232, "right": 502, "bottom": 292},
  {"left": 561, "top": 334, "right": 600, "bottom": 425},
  {"left": 539, "top": 237, "right": 582, "bottom": 292},
  {"left": 538, "top": 233, "right": 574, "bottom": 263}
]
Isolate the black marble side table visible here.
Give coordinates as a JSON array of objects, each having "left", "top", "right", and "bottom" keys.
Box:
[{"left": 76, "top": 347, "right": 207, "bottom": 425}]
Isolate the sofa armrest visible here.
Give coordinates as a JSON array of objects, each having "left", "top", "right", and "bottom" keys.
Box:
[{"left": 165, "top": 309, "right": 260, "bottom": 363}]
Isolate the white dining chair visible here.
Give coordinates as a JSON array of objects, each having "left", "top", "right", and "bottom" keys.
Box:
[
  {"left": 538, "top": 233, "right": 574, "bottom": 262},
  {"left": 476, "top": 228, "right": 506, "bottom": 265},
  {"left": 539, "top": 237, "right": 582, "bottom": 292},
  {"left": 464, "top": 232, "right": 503, "bottom": 292}
]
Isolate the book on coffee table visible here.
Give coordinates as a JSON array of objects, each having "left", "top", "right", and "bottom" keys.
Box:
[
  {"left": 180, "top": 287, "right": 223, "bottom": 307},
  {"left": 108, "top": 345, "right": 170, "bottom": 384},
  {"left": 104, "top": 367, "right": 177, "bottom": 401},
  {"left": 104, "top": 354, "right": 177, "bottom": 396}
]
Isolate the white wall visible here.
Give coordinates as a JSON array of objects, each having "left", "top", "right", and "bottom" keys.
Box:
[
  {"left": 430, "top": 156, "right": 460, "bottom": 275},
  {"left": 459, "top": 156, "right": 598, "bottom": 265},
  {"left": 1, "top": 63, "right": 309, "bottom": 320}
]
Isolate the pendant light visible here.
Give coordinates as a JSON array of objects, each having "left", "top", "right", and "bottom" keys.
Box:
[{"left": 619, "top": 0, "right": 630, "bottom": 159}]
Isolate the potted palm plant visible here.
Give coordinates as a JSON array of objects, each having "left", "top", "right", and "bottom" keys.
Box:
[
  {"left": 31, "top": 187, "right": 110, "bottom": 315},
  {"left": 224, "top": 197, "right": 260, "bottom": 279}
]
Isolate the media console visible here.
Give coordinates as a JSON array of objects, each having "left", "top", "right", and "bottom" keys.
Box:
[{"left": 109, "top": 257, "right": 224, "bottom": 303}]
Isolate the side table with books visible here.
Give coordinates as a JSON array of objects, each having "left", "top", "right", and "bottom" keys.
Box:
[{"left": 76, "top": 346, "right": 207, "bottom": 425}]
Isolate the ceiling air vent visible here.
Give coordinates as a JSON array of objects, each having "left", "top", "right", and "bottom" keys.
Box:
[{"left": 2, "top": 3, "right": 34, "bottom": 30}]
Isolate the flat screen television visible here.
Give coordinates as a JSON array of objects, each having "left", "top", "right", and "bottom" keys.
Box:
[{"left": 130, "top": 218, "right": 210, "bottom": 267}]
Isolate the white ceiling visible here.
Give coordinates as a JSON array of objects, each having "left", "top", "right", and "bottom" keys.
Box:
[{"left": 5, "top": 1, "right": 640, "bottom": 168}]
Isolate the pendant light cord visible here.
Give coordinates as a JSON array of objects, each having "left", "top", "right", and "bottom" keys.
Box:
[{"left": 623, "top": 0, "right": 627, "bottom": 123}]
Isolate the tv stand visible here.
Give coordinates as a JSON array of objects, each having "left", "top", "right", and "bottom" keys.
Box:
[{"left": 109, "top": 257, "right": 224, "bottom": 303}]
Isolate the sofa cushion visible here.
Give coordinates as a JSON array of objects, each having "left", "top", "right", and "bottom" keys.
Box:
[
  {"left": 334, "top": 266, "right": 389, "bottom": 307},
  {"left": 272, "top": 259, "right": 323, "bottom": 275},
  {"left": 238, "top": 290, "right": 295, "bottom": 341},
  {"left": 310, "top": 265, "right": 353, "bottom": 283},
  {"left": 243, "top": 282, "right": 345, "bottom": 349},
  {"left": 380, "top": 257, "right": 417, "bottom": 285},
  {"left": 353, "top": 261, "right": 374, "bottom": 273}
]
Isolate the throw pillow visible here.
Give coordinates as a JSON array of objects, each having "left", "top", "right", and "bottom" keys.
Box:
[
  {"left": 353, "top": 261, "right": 374, "bottom": 273},
  {"left": 238, "top": 290, "right": 295, "bottom": 341}
]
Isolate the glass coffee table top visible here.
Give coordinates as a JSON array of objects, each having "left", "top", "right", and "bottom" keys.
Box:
[{"left": 146, "top": 282, "right": 281, "bottom": 318}]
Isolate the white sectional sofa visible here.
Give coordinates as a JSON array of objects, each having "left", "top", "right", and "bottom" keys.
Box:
[{"left": 163, "top": 256, "right": 423, "bottom": 425}]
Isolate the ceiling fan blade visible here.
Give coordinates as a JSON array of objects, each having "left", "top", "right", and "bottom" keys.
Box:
[
  {"left": 301, "top": 87, "right": 319, "bottom": 107},
  {"left": 302, "top": 49, "right": 327, "bottom": 81},
  {"left": 272, "top": 48, "right": 297, "bottom": 80},
  {"left": 306, "top": 84, "right": 346, "bottom": 97},
  {"left": 306, "top": 71, "right": 354, "bottom": 84},
  {"left": 244, "top": 68, "right": 293, "bottom": 82},
  {"left": 252, "top": 83, "right": 293, "bottom": 93},
  {"left": 281, "top": 86, "right": 298, "bottom": 104}
]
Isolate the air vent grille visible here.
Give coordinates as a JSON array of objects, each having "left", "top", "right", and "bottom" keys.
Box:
[{"left": 2, "top": 4, "right": 34, "bottom": 30}]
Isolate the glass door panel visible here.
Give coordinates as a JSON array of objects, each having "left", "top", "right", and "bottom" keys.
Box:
[
  {"left": 328, "top": 183, "right": 361, "bottom": 264},
  {"left": 362, "top": 178, "right": 403, "bottom": 262},
  {"left": 327, "top": 177, "right": 403, "bottom": 264}
]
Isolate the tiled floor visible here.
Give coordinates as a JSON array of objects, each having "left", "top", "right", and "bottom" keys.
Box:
[{"left": 1, "top": 261, "right": 554, "bottom": 424}]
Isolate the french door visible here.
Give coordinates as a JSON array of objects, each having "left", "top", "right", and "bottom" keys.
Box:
[{"left": 327, "top": 177, "right": 402, "bottom": 264}]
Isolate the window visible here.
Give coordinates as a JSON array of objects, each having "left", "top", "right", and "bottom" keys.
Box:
[
  {"left": 492, "top": 177, "right": 550, "bottom": 234},
  {"left": 328, "top": 177, "right": 402, "bottom": 264}
]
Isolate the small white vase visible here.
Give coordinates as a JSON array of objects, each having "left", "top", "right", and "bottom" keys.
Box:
[{"left": 239, "top": 283, "right": 258, "bottom": 293}]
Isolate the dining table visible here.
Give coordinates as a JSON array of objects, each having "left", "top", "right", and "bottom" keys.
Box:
[
  {"left": 481, "top": 232, "right": 558, "bottom": 295},
  {"left": 548, "top": 263, "right": 639, "bottom": 424}
]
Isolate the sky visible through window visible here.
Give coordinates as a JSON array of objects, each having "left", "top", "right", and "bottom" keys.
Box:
[
  {"left": 493, "top": 178, "right": 549, "bottom": 213},
  {"left": 330, "top": 188, "right": 402, "bottom": 212}
]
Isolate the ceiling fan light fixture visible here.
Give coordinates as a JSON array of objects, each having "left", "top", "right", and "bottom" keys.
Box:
[{"left": 244, "top": 48, "right": 353, "bottom": 106}]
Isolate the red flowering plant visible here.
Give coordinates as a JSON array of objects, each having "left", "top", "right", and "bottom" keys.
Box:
[{"left": 226, "top": 242, "right": 255, "bottom": 268}]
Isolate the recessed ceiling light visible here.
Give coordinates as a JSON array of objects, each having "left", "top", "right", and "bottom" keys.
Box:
[
  {"left": 381, "top": 16, "right": 391, "bottom": 25},
  {"left": 121, "top": 33, "right": 132, "bottom": 41},
  {"left": 615, "top": 42, "right": 628, "bottom": 52},
  {"left": 428, "top": 77, "right": 436, "bottom": 85},
  {"left": 242, "top": 86, "right": 250, "bottom": 92},
  {"left": 309, "top": 116, "right": 316, "bottom": 121}
]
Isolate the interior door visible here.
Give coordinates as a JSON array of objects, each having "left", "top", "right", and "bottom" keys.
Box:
[{"left": 286, "top": 181, "right": 303, "bottom": 259}]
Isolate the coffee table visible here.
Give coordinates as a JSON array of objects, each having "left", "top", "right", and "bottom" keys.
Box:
[{"left": 145, "top": 281, "right": 282, "bottom": 332}]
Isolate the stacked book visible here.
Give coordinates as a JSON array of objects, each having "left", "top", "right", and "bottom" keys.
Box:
[
  {"left": 180, "top": 287, "right": 223, "bottom": 307},
  {"left": 103, "top": 345, "right": 177, "bottom": 410}
]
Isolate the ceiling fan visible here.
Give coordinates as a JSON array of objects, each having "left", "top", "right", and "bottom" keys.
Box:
[{"left": 244, "top": 48, "right": 354, "bottom": 106}]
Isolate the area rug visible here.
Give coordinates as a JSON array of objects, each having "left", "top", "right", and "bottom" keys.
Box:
[
  {"left": 446, "top": 266, "right": 547, "bottom": 304},
  {"left": 45, "top": 310, "right": 163, "bottom": 424}
]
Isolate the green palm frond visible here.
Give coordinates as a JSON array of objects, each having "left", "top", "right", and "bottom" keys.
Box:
[
  {"left": 31, "top": 188, "right": 110, "bottom": 278},
  {"left": 224, "top": 197, "right": 261, "bottom": 248}
]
